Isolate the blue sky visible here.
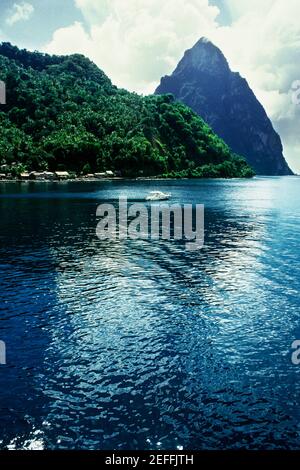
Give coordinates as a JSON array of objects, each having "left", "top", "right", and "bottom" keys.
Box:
[
  {"left": 0, "top": 0, "right": 299, "bottom": 172},
  {"left": 0, "top": 0, "right": 84, "bottom": 48}
]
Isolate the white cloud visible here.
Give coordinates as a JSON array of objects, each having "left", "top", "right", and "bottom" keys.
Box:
[
  {"left": 6, "top": 2, "right": 34, "bottom": 26},
  {"left": 45, "top": 0, "right": 220, "bottom": 93},
  {"left": 43, "top": 0, "right": 300, "bottom": 172},
  {"left": 45, "top": 21, "right": 91, "bottom": 56}
]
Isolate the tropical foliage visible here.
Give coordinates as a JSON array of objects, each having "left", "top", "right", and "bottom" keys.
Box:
[{"left": 0, "top": 42, "right": 255, "bottom": 178}]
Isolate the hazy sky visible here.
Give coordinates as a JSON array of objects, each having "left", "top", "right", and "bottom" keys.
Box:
[{"left": 0, "top": 0, "right": 300, "bottom": 173}]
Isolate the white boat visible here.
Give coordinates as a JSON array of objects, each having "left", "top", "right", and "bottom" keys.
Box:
[{"left": 146, "top": 191, "right": 171, "bottom": 201}]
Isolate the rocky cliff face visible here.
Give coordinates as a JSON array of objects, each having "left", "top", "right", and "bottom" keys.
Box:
[{"left": 155, "top": 38, "right": 293, "bottom": 175}]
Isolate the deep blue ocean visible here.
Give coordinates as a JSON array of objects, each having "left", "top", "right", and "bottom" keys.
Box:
[{"left": 0, "top": 177, "right": 300, "bottom": 450}]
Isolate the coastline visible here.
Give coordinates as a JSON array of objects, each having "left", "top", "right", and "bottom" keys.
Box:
[
  {"left": 0, "top": 176, "right": 176, "bottom": 183},
  {"left": 0, "top": 175, "right": 297, "bottom": 183}
]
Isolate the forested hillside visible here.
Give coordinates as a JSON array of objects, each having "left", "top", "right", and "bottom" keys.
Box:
[{"left": 0, "top": 42, "right": 254, "bottom": 178}]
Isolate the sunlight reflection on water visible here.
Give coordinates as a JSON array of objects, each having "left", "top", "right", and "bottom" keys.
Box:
[{"left": 0, "top": 177, "right": 300, "bottom": 449}]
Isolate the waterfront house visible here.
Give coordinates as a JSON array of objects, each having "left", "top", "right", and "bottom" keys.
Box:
[
  {"left": 55, "top": 171, "right": 70, "bottom": 180},
  {"left": 29, "top": 172, "right": 44, "bottom": 180},
  {"left": 20, "top": 173, "right": 30, "bottom": 180},
  {"left": 42, "top": 171, "right": 55, "bottom": 180}
]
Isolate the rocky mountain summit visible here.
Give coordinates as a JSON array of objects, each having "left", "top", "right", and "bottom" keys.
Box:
[{"left": 156, "top": 38, "right": 293, "bottom": 175}]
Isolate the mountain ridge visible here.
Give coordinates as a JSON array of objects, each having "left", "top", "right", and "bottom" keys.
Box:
[{"left": 155, "top": 38, "right": 293, "bottom": 176}]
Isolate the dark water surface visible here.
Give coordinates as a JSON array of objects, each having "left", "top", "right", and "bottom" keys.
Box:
[{"left": 0, "top": 177, "right": 300, "bottom": 450}]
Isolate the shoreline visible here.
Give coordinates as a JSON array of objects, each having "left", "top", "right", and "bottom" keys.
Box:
[
  {"left": 0, "top": 175, "right": 296, "bottom": 183},
  {"left": 0, "top": 176, "right": 177, "bottom": 183}
]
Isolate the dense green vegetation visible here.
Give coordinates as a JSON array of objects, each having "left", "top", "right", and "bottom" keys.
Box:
[{"left": 0, "top": 42, "right": 255, "bottom": 178}]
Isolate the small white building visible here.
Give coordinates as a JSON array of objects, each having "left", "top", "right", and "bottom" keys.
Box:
[
  {"left": 20, "top": 173, "right": 30, "bottom": 180},
  {"left": 55, "top": 171, "right": 70, "bottom": 180},
  {"left": 43, "top": 172, "right": 55, "bottom": 180},
  {"left": 105, "top": 171, "right": 114, "bottom": 177},
  {"left": 29, "top": 172, "right": 44, "bottom": 180}
]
